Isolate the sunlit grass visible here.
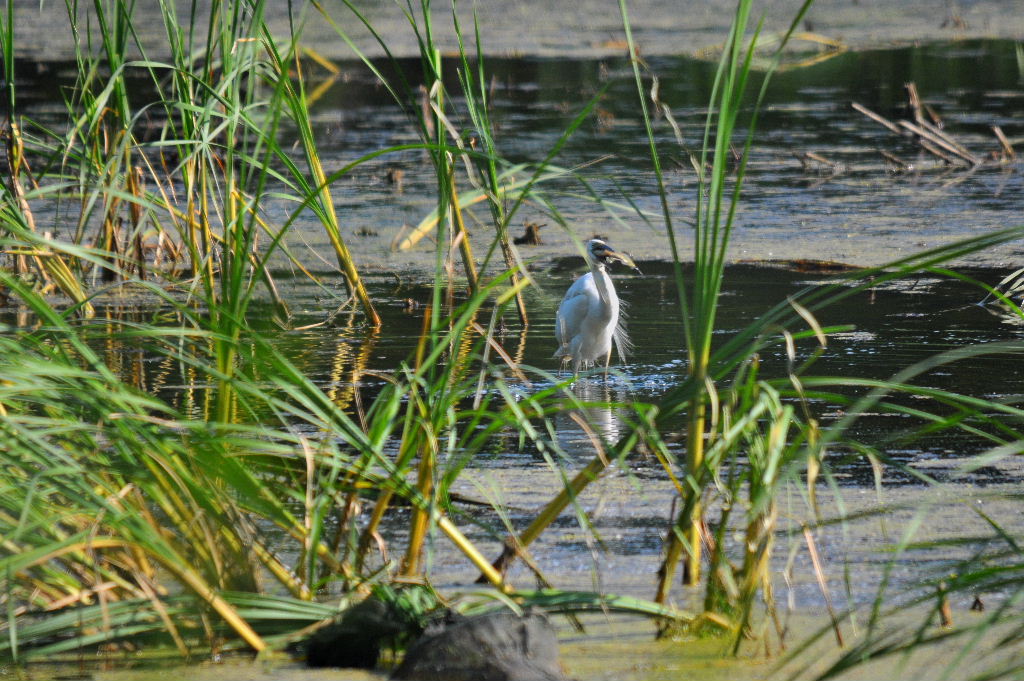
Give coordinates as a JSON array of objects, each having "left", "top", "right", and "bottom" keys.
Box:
[
  {"left": 0, "top": 0, "right": 686, "bottom": 655},
  {"left": 2, "top": 0, "right": 1024, "bottom": 673}
]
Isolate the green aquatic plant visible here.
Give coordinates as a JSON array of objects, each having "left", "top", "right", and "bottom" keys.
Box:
[
  {"left": 771, "top": 333, "right": 1024, "bottom": 679},
  {"left": 0, "top": 240, "right": 703, "bottom": 661},
  {"left": 4, "top": 0, "right": 1024, "bottom": 671},
  {"left": 0, "top": 0, "right": 658, "bottom": 661},
  {"left": 0, "top": 259, "right": 494, "bottom": 658},
  {"left": 627, "top": 0, "right": 816, "bottom": 597}
]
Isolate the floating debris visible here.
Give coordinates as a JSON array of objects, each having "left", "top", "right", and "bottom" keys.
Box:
[
  {"left": 386, "top": 166, "right": 405, "bottom": 191},
  {"left": 741, "top": 258, "right": 863, "bottom": 274},
  {"left": 793, "top": 150, "right": 845, "bottom": 175},
  {"left": 513, "top": 222, "right": 544, "bottom": 245},
  {"left": 853, "top": 82, "right": 1016, "bottom": 170}
]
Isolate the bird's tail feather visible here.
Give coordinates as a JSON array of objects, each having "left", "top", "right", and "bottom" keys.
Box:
[{"left": 613, "top": 303, "right": 633, "bottom": 362}]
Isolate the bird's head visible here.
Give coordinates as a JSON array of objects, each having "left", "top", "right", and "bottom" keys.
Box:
[{"left": 586, "top": 239, "right": 641, "bottom": 273}]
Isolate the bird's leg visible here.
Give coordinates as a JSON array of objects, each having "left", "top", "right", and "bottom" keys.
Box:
[{"left": 603, "top": 349, "right": 612, "bottom": 381}]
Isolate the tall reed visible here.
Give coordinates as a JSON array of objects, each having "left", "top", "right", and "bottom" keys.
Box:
[
  {"left": 5, "top": 0, "right": 1024, "bottom": 668},
  {"left": 0, "top": 5, "right": 94, "bottom": 314},
  {"left": 2, "top": 1, "right": 671, "bottom": 658},
  {"left": 480, "top": 0, "right": 1024, "bottom": 649},
  {"left": 0, "top": 0, "right": 515, "bottom": 659},
  {"left": 482, "top": 0, "right": 821, "bottom": 622},
  {"left": 3, "top": 0, "right": 380, "bottom": 331}
]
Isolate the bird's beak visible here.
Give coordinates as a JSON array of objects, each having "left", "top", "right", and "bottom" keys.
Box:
[{"left": 602, "top": 247, "right": 641, "bottom": 274}]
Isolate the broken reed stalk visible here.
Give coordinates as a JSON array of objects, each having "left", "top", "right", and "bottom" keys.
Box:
[
  {"left": 878, "top": 149, "right": 912, "bottom": 171},
  {"left": 851, "top": 102, "right": 902, "bottom": 135},
  {"left": 898, "top": 119, "right": 980, "bottom": 166},
  {"left": 906, "top": 82, "right": 924, "bottom": 124},
  {"left": 992, "top": 125, "right": 1016, "bottom": 159},
  {"left": 853, "top": 85, "right": 1021, "bottom": 168},
  {"left": 4, "top": 120, "right": 95, "bottom": 317},
  {"left": 794, "top": 151, "right": 836, "bottom": 169},
  {"left": 917, "top": 118, "right": 976, "bottom": 161},
  {"left": 904, "top": 84, "right": 944, "bottom": 130}
]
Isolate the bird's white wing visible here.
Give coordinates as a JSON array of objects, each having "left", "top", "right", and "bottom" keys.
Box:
[{"left": 554, "top": 274, "right": 595, "bottom": 356}]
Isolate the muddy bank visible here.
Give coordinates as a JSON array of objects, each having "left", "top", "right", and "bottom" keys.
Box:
[{"left": 10, "top": 0, "right": 1024, "bottom": 62}]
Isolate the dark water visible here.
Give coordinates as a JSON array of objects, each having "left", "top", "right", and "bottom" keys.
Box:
[{"left": 257, "top": 259, "right": 1024, "bottom": 483}]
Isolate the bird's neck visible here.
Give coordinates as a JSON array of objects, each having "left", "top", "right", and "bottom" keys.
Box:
[{"left": 590, "top": 263, "right": 614, "bottom": 307}]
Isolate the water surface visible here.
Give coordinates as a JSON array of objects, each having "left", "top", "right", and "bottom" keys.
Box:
[
  {"left": 281, "top": 39, "right": 1024, "bottom": 270},
  {"left": 8, "top": 37, "right": 1024, "bottom": 680}
]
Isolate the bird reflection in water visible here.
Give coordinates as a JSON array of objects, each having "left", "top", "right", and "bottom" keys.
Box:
[{"left": 554, "top": 380, "right": 629, "bottom": 459}]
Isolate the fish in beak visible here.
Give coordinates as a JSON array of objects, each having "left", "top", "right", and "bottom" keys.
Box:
[{"left": 593, "top": 243, "right": 641, "bottom": 274}]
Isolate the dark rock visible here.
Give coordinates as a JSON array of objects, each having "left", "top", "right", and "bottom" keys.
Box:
[
  {"left": 391, "top": 610, "right": 568, "bottom": 681},
  {"left": 305, "top": 597, "right": 409, "bottom": 669}
]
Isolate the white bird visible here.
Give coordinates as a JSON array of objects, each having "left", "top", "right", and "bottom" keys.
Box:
[{"left": 554, "top": 239, "right": 640, "bottom": 376}]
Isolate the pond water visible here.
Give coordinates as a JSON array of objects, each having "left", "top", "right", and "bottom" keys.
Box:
[
  {"left": 267, "top": 258, "right": 1024, "bottom": 587},
  {"left": 270, "top": 259, "right": 1024, "bottom": 465},
  {"left": 13, "top": 40, "right": 1024, "bottom": 271},
  {"left": 279, "top": 38, "right": 1024, "bottom": 270},
  {"left": 8, "top": 34, "right": 1024, "bottom": 681}
]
